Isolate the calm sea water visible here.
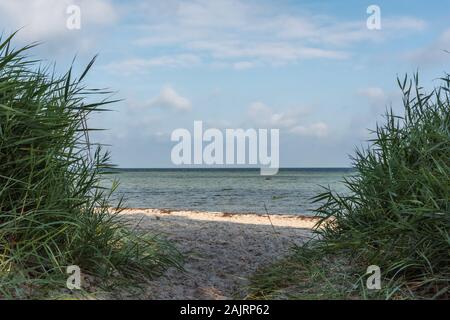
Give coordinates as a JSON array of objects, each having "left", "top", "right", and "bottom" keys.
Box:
[{"left": 103, "top": 168, "right": 354, "bottom": 215}]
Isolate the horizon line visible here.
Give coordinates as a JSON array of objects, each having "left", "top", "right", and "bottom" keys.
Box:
[{"left": 112, "top": 167, "right": 354, "bottom": 170}]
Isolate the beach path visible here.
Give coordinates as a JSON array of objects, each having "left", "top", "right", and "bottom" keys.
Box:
[{"left": 118, "top": 209, "right": 316, "bottom": 300}]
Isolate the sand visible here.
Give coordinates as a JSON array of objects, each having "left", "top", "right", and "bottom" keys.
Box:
[{"left": 117, "top": 208, "right": 318, "bottom": 300}]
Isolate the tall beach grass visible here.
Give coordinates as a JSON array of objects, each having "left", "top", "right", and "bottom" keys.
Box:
[
  {"left": 249, "top": 71, "right": 449, "bottom": 299},
  {"left": 312, "top": 72, "right": 449, "bottom": 298},
  {"left": 0, "top": 33, "right": 181, "bottom": 298}
]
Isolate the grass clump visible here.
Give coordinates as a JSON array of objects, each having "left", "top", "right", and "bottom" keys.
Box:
[
  {"left": 247, "top": 246, "right": 358, "bottom": 300},
  {"left": 249, "top": 72, "right": 449, "bottom": 300},
  {"left": 0, "top": 33, "right": 181, "bottom": 298}
]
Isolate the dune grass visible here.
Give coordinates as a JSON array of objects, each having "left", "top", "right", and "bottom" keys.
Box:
[
  {"left": 249, "top": 72, "right": 449, "bottom": 300},
  {"left": 0, "top": 33, "right": 181, "bottom": 299}
]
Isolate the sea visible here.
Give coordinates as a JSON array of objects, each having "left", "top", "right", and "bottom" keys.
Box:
[{"left": 103, "top": 168, "right": 354, "bottom": 216}]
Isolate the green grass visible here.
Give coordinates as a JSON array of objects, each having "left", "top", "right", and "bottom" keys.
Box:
[
  {"left": 0, "top": 33, "right": 182, "bottom": 299},
  {"left": 248, "top": 71, "right": 449, "bottom": 300},
  {"left": 247, "top": 246, "right": 355, "bottom": 300}
]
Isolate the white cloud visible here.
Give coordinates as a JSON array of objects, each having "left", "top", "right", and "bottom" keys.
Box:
[
  {"left": 187, "top": 40, "right": 348, "bottom": 62},
  {"left": 130, "top": 0, "right": 426, "bottom": 67},
  {"left": 104, "top": 54, "right": 201, "bottom": 74},
  {"left": 0, "top": 0, "right": 117, "bottom": 41},
  {"left": 290, "top": 122, "right": 329, "bottom": 138},
  {"left": 406, "top": 28, "right": 450, "bottom": 66},
  {"left": 148, "top": 86, "right": 192, "bottom": 111},
  {"left": 233, "top": 61, "right": 256, "bottom": 70},
  {"left": 383, "top": 17, "right": 426, "bottom": 31},
  {"left": 176, "top": 0, "right": 249, "bottom": 29},
  {"left": 357, "top": 87, "right": 392, "bottom": 113},
  {"left": 357, "top": 86, "right": 403, "bottom": 110},
  {"left": 358, "top": 87, "right": 386, "bottom": 101},
  {"left": 318, "top": 16, "right": 426, "bottom": 46},
  {"left": 248, "top": 102, "right": 307, "bottom": 128},
  {"left": 0, "top": 0, "right": 117, "bottom": 56},
  {"left": 2, "top": 0, "right": 428, "bottom": 69},
  {"left": 247, "top": 101, "right": 328, "bottom": 137}
]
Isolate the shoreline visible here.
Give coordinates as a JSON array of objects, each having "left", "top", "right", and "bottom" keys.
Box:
[{"left": 119, "top": 208, "right": 319, "bottom": 229}]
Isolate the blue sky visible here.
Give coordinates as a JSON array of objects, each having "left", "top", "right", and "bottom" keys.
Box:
[{"left": 1, "top": 0, "right": 449, "bottom": 167}]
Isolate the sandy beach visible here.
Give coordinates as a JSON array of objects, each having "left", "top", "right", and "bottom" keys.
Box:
[{"left": 117, "top": 209, "right": 318, "bottom": 299}]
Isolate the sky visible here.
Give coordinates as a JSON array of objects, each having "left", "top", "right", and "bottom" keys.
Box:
[{"left": 1, "top": 0, "right": 449, "bottom": 168}]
